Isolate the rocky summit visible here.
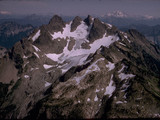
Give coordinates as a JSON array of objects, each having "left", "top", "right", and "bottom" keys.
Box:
[{"left": 0, "top": 15, "right": 160, "bottom": 119}]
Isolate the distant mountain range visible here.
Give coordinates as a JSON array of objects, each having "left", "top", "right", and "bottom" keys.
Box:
[
  {"left": 98, "top": 11, "right": 160, "bottom": 27},
  {"left": 105, "top": 11, "right": 154, "bottom": 19},
  {"left": 120, "top": 24, "right": 160, "bottom": 47},
  {"left": 0, "top": 22, "right": 34, "bottom": 48},
  {"left": 0, "top": 12, "right": 160, "bottom": 49},
  {"left": 97, "top": 11, "right": 160, "bottom": 47},
  {"left": 106, "top": 11, "right": 129, "bottom": 18},
  {"left": 0, "top": 14, "right": 74, "bottom": 27},
  {"left": 1, "top": 12, "right": 160, "bottom": 27}
]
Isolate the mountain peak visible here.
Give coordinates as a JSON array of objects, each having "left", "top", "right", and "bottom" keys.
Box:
[
  {"left": 48, "top": 15, "right": 65, "bottom": 32},
  {"left": 49, "top": 15, "right": 63, "bottom": 24},
  {"left": 84, "top": 15, "right": 93, "bottom": 26},
  {"left": 70, "top": 16, "right": 82, "bottom": 32},
  {"left": 88, "top": 18, "right": 106, "bottom": 42},
  {"left": 107, "top": 11, "right": 128, "bottom": 18}
]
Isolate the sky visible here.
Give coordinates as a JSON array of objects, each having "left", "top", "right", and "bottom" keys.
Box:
[{"left": 0, "top": 0, "right": 160, "bottom": 17}]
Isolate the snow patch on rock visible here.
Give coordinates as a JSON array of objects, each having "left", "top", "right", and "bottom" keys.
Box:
[
  {"left": 23, "top": 55, "right": 27, "bottom": 59},
  {"left": 32, "top": 30, "right": 40, "bottom": 42},
  {"left": 154, "top": 114, "right": 160, "bottom": 117},
  {"left": 121, "top": 81, "right": 130, "bottom": 92},
  {"left": 87, "top": 98, "right": 90, "bottom": 102},
  {"left": 30, "top": 68, "right": 39, "bottom": 71},
  {"left": 116, "top": 101, "right": 123, "bottom": 104},
  {"left": 34, "top": 52, "right": 39, "bottom": 58},
  {"left": 107, "top": 23, "right": 112, "bottom": 28},
  {"left": 24, "top": 62, "right": 29, "bottom": 67},
  {"left": 43, "top": 64, "right": 53, "bottom": 69},
  {"left": 74, "top": 58, "right": 104, "bottom": 84},
  {"left": 104, "top": 74, "right": 116, "bottom": 97},
  {"left": 119, "top": 42, "right": 126, "bottom": 46},
  {"left": 51, "top": 21, "right": 88, "bottom": 40},
  {"left": 96, "top": 89, "right": 100, "bottom": 92},
  {"left": 106, "top": 62, "right": 115, "bottom": 71},
  {"left": 45, "top": 81, "right": 51, "bottom": 87},
  {"left": 118, "top": 64, "right": 126, "bottom": 73},
  {"left": 94, "top": 95, "right": 98, "bottom": 101},
  {"left": 24, "top": 75, "right": 29, "bottom": 79},
  {"left": 33, "top": 45, "right": 40, "bottom": 52},
  {"left": 118, "top": 73, "right": 135, "bottom": 80}
]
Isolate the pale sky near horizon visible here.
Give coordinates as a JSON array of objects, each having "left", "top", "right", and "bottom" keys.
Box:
[{"left": 0, "top": 0, "right": 160, "bottom": 17}]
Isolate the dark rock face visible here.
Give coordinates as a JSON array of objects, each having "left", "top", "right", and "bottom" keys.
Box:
[
  {"left": 127, "top": 29, "right": 160, "bottom": 62},
  {"left": 88, "top": 18, "right": 106, "bottom": 42},
  {"left": 106, "top": 25, "right": 118, "bottom": 36},
  {"left": 120, "top": 24, "right": 160, "bottom": 47},
  {"left": 33, "top": 26, "right": 67, "bottom": 54},
  {"left": 47, "top": 15, "right": 65, "bottom": 33},
  {"left": 84, "top": 15, "right": 93, "bottom": 26},
  {"left": 71, "top": 16, "right": 82, "bottom": 32},
  {"left": 127, "top": 29, "right": 146, "bottom": 39}
]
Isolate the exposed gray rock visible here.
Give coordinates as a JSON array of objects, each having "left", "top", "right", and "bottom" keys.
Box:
[
  {"left": 0, "top": 55, "right": 18, "bottom": 83},
  {"left": 71, "top": 16, "right": 82, "bottom": 32},
  {"left": 68, "top": 37, "right": 75, "bottom": 51},
  {"left": 88, "top": 18, "right": 106, "bottom": 42},
  {"left": 47, "top": 15, "right": 65, "bottom": 33},
  {"left": 33, "top": 25, "right": 67, "bottom": 54}
]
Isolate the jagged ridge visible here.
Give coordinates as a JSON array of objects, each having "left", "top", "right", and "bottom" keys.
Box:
[{"left": 0, "top": 15, "right": 160, "bottom": 119}]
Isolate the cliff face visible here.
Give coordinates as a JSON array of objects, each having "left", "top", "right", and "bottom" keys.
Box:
[{"left": 0, "top": 15, "right": 160, "bottom": 119}]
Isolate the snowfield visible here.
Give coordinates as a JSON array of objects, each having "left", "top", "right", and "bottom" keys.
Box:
[
  {"left": 104, "top": 74, "right": 116, "bottom": 97},
  {"left": 43, "top": 64, "right": 53, "bottom": 69},
  {"left": 106, "top": 62, "right": 115, "bottom": 71},
  {"left": 45, "top": 21, "right": 119, "bottom": 73},
  {"left": 45, "top": 81, "right": 51, "bottom": 87}
]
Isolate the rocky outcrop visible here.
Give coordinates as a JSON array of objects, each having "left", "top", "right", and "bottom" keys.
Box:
[
  {"left": 71, "top": 16, "right": 82, "bottom": 32},
  {"left": 84, "top": 15, "right": 93, "bottom": 26},
  {"left": 33, "top": 26, "right": 67, "bottom": 54},
  {"left": 47, "top": 15, "right": 65, "bottom": 33},
  {"left": 88, "top": 18, "right": 106, "bottom": 42},
  {"left": 0, "top": 55, "right": 18, "bottom": 83}
]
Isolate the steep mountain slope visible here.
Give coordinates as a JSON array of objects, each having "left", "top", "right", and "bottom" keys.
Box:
[
  {"left": 0, "top": 22, "right": 34, "bottom": 48},
  {"left": 120, "top": 24, "right": 160, "bottom": 47},
  {"left": 0, "top": 15, "right": 160, "bottom": 119}
]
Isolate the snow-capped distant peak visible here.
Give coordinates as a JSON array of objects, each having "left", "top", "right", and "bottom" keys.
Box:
[
  {"left": 107, "top": 11, "right": 128, "bottom": 18},
  {"left": 144, "top": 15, "right": 154, "bottom": 19}
]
